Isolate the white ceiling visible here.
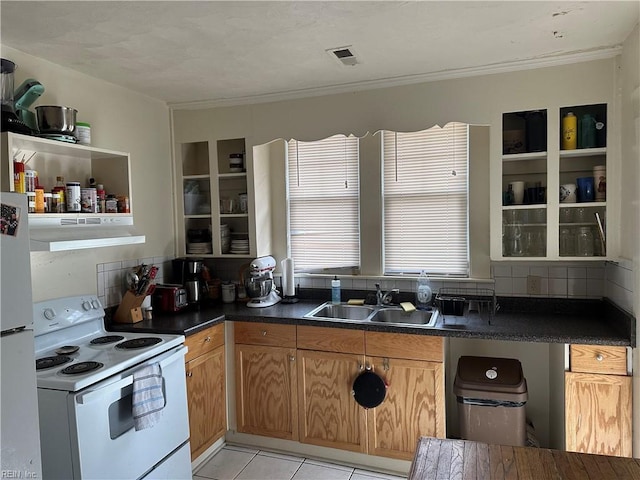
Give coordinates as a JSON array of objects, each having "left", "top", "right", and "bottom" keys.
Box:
[{"left": 1, "top": 1, "right": 638, "bottom": 108}]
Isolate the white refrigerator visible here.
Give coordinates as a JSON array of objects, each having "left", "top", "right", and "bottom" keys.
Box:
[{"left": 1, "top": 192, "right": 42, "bottom": 478}]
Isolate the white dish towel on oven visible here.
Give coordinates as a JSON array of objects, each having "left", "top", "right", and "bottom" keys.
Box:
[{"left": 132, "top": 363, "right": 165, "bottom": 431}]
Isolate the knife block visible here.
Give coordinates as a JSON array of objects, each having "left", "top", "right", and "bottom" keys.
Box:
[{"left": 114, "top": 291, "right": 147, "bottom": 323}]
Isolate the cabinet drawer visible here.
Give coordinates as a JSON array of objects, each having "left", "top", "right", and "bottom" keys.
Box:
[
  {"left": 570, "top": 345, "right": 628, "bottom": 375},
  {"left": 234, "top": 321, "right": 296, "bottom": 348},
  {"left": 185, "top": 323, "right": 224, "bottom": 363},
  {"left": 297, "top": 326, "right": 364, "bottom": 354},
  {"left": 365, "top": 332, "right": 443, "bottom": 362}
]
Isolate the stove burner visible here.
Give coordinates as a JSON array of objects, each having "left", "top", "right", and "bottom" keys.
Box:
[
  {"left": 36, "top": 355, "right": 72, "bottom": 370},
  {"left": 55, "top": 345, "right": 80, "bottom": 355},
  {"left": 90, "top": 335, "right": 125, "bottom": 345},
  {"left": 60, "top": 361, "right": 104, "bottom": 375},
  {"left": 115, "top": 337, "right": 162, "bottom": 350}
]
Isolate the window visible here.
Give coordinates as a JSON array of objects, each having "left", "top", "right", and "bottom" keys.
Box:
[
  {"left": 287, "top": 135, "right": 360, "bottom": 272},
  {"left": 382, "top": 123, "right": 469, "bottom": 275}
]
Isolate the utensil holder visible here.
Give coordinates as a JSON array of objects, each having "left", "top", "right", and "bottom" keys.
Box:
[{"left": 114, "top": 291, "right": 147, "bottom": 323}]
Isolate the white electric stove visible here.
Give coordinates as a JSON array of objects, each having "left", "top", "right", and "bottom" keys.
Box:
[{"left": 33, "top": 295, "right": 192, "bottom": 479}]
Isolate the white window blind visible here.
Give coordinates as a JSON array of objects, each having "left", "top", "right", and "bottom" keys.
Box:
[
  {"left": 383, "top": 123, "right": 469, "bottom": 275},
  {"left": 287, "top": 135, "right": 360, "bottom": 271}
]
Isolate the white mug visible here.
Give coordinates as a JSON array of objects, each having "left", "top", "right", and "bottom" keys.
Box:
[
  {"left": 509, "top": 181, "right": 525, "bottom": 205},
  {"left": 221, "top": 283, "right": 235, "bottom": 303},
  {"left": 560, "top": 183, "right": 577, "bottom": 203}
]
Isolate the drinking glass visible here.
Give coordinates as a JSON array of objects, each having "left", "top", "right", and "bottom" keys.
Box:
[{"left": 576, "top": 227, "right": 594, "bottom": 256}]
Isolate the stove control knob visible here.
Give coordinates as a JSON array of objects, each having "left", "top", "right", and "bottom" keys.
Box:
[
  {"left": 82, "top": 301, "right": 92, "bottom": 311},
  {"left": 43, "top": 308, "right": 56, "bottom": 321},
  {"left": 91, "top": 299, "right": 101, "bottom": 309}
]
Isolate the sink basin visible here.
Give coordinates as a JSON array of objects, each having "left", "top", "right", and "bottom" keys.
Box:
[
  {"left": 304, "top": 303, "right": 376, "bottom": 321},
  {"left": 369, "top": 307, "right": 438, "bottom": 327},
  {"left": 304, "top": 302, "right": 438, "bottom": 327}
]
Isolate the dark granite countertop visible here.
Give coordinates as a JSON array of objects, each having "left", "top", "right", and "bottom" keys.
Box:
[{"left": 106, "top": 296, "right": 635, "bottom": 347}]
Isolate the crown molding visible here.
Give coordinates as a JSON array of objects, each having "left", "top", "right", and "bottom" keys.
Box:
[{"left": 168, "top": 46, "right": 622, "bottom": 111}]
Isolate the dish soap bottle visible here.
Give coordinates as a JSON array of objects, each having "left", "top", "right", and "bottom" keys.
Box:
[
  {"left": 331, "top": 276, "right": 341, "bottom": 304},
  {"left": 416, "top": 270, "right": 432, "bottom": 310}
]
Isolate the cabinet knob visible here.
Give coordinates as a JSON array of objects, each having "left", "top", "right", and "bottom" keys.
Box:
[
  {"left": 289, "top": 355, "right": 295, "bottom": 362},
  {"left": 205, "top": 336, "right": 211, "bottom": 342},
  {"left": 596, "top": 354, "right": 604, "bottom": 362},
  {"left": 186, "top": 371, "right": 193, "bottom": 377},
  {"left": 262, "top": 331, "right": 267, "bottom": 336}
]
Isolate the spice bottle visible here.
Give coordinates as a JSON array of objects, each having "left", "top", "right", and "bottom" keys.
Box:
[
  {"left": 66, "top": 182, "right": 81, "bottom": 212},
  {"left": 96, "top": 185, "right": 106, "bottom": 213},
  {"left": 52, "top": 176, "right": 66, "bottom": 212},
  {"left": 105, "top": 195, "right": 118, "bottom": 213},
  {"left": 117, "top": 195, "right": 130, "bottom": 213},
  {"left": 34, "top": 186, "right": 45, "bottom": 213},
  {"left": 25, "top": 170, "right": 37, "bottom": 192}
]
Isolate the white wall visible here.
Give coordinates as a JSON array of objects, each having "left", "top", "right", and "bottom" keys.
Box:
[
  {"left": 616, "top": 23, "right": 640, "bottom": 456},
  {"left": 173, "top": 58, "right": 617, "bottom": 278},
  {"left": 2, "top": 46, "right": 175, "bottom": 301}
]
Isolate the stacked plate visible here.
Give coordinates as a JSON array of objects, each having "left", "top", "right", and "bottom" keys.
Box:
[
  {"left": 220, "top": 224, "right": 231, "bottom": 254},
  {"left": 187, "top": 242, "right": 212, "bottom": 254},
  {"left": 230, "top": 238, "right": 249, "bottom": 255}
]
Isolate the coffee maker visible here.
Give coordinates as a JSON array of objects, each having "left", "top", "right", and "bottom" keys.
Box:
[
  {"left": 172, "top": 258, "right": 205, "bottom": 305},
  {"left": 244, "top": 256, "right": 281, "bottom": 308}
]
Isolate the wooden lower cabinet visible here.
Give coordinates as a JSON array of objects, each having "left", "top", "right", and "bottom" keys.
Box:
[
  {"left": 235, "top": 322, "right": 298, "bottom": 440},
  {"left": 297, "top": 349, "right": 367, "bottom": 452},
  {"left": 185, "top": 323, "right": 226, "bottom": 460},
  {"left": 365, "top": 331, "right": 445, "bottom": 460},
  {"left": 565, "top": 344, "right": 632, "bottom": 457},
  {"left": 367, "top": 356, "right": 444, "bottom": 460},
  {"left": 234, "top": 322, "right": 446, "bottom": 460}
]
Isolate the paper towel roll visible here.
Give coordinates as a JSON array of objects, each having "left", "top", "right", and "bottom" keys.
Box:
[{"left": 281, "top": 257, "right": 295, "bottom": 297}]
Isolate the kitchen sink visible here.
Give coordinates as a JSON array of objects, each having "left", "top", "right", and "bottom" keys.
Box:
[
  {"left": 304, "top": 303, "right": 376, "bottom": 321},
  {"left": 304, "top": 302, "right": 439, "bottom": 327},
  {"left": 368, "top": 307, "right": 438, "bottom": 327}
]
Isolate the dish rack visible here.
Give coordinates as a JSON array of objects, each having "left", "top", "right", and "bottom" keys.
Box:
[{"left": 435, "top": 287, "right": 498, "bottom": 324}]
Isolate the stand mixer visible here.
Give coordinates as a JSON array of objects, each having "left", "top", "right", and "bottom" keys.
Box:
[{"left": 244, "top": 256, "right": 281, "bottom": 308}]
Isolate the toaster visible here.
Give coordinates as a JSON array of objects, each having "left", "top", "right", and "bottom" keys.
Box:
[{"left": 153, "top": 284, "right": 188, "bottom": 312}]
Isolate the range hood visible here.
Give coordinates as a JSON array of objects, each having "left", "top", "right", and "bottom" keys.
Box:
[{"left": 28, "top": 215, "right": 145, "bottom": 252}]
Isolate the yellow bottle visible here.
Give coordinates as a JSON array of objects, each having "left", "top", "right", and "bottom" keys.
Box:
[{"left": 562, "top": 112, "right": 577, "bottom": 150}]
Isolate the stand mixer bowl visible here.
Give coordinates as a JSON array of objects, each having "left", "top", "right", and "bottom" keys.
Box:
[{"left": 245, "top": 274, "right": 273, "bottom": 299}]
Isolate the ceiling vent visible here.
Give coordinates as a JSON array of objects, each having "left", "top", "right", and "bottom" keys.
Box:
[{"left": 326, "top": 46, "right": 360, "bottom": 66}]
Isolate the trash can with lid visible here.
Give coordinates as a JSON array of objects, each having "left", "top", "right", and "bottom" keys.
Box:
[{"left": 454, "top": 355, "right": 528, "bottom": 446}]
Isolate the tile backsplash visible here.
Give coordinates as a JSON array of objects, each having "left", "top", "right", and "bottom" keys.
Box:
[
  {"left": 491, "top": 261, "right": 605, "bottom": 298},
  {"left": 97, "top": 256, "right": 634, "bottom": 314},
  {"left": 97, "top": 256, "right": 172, "bottom": 307},
  {"left": 605, "top": 259, "right": 634, "bottom": 312}
]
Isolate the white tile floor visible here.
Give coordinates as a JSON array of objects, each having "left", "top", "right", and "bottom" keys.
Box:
[{"left": 193, "top": 445, "right": 407, "bottom": 480}]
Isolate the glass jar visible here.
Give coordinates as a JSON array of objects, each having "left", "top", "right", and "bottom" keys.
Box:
[
  {"left": 576, "top": 226, "right": 594, "bottom": 256},
  {"left": 560, "top": 228, "right": 575, "bottom": 256}
]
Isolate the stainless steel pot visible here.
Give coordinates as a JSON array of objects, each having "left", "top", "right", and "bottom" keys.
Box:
[{"left": 35, "top": 105, "right": 77, "bottom": 135}]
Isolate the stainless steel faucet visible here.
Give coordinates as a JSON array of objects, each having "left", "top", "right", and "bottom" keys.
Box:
[{"left": 375, "top": 284, "right": 398, "bottom": 306}]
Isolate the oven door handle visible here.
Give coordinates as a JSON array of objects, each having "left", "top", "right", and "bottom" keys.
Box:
[{"left": 76, "top": 346, "right": 187, "bottom": 405}]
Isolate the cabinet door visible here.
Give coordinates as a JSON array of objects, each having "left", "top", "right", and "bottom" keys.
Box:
[
  {"left": 367, "top": 356, "right": 445, "bottom": 460},
  {"left": 186, "top": 344, "right": 226, "bottom": 460},
  {"left": 235, "top": 344, "right": 298, "bottom": 440},
  {"left": 298, "top": 350, "right": 367, "bottom": 453},
  {"left": 565, "top": 371, "right": 632, "bottom": 457}
]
